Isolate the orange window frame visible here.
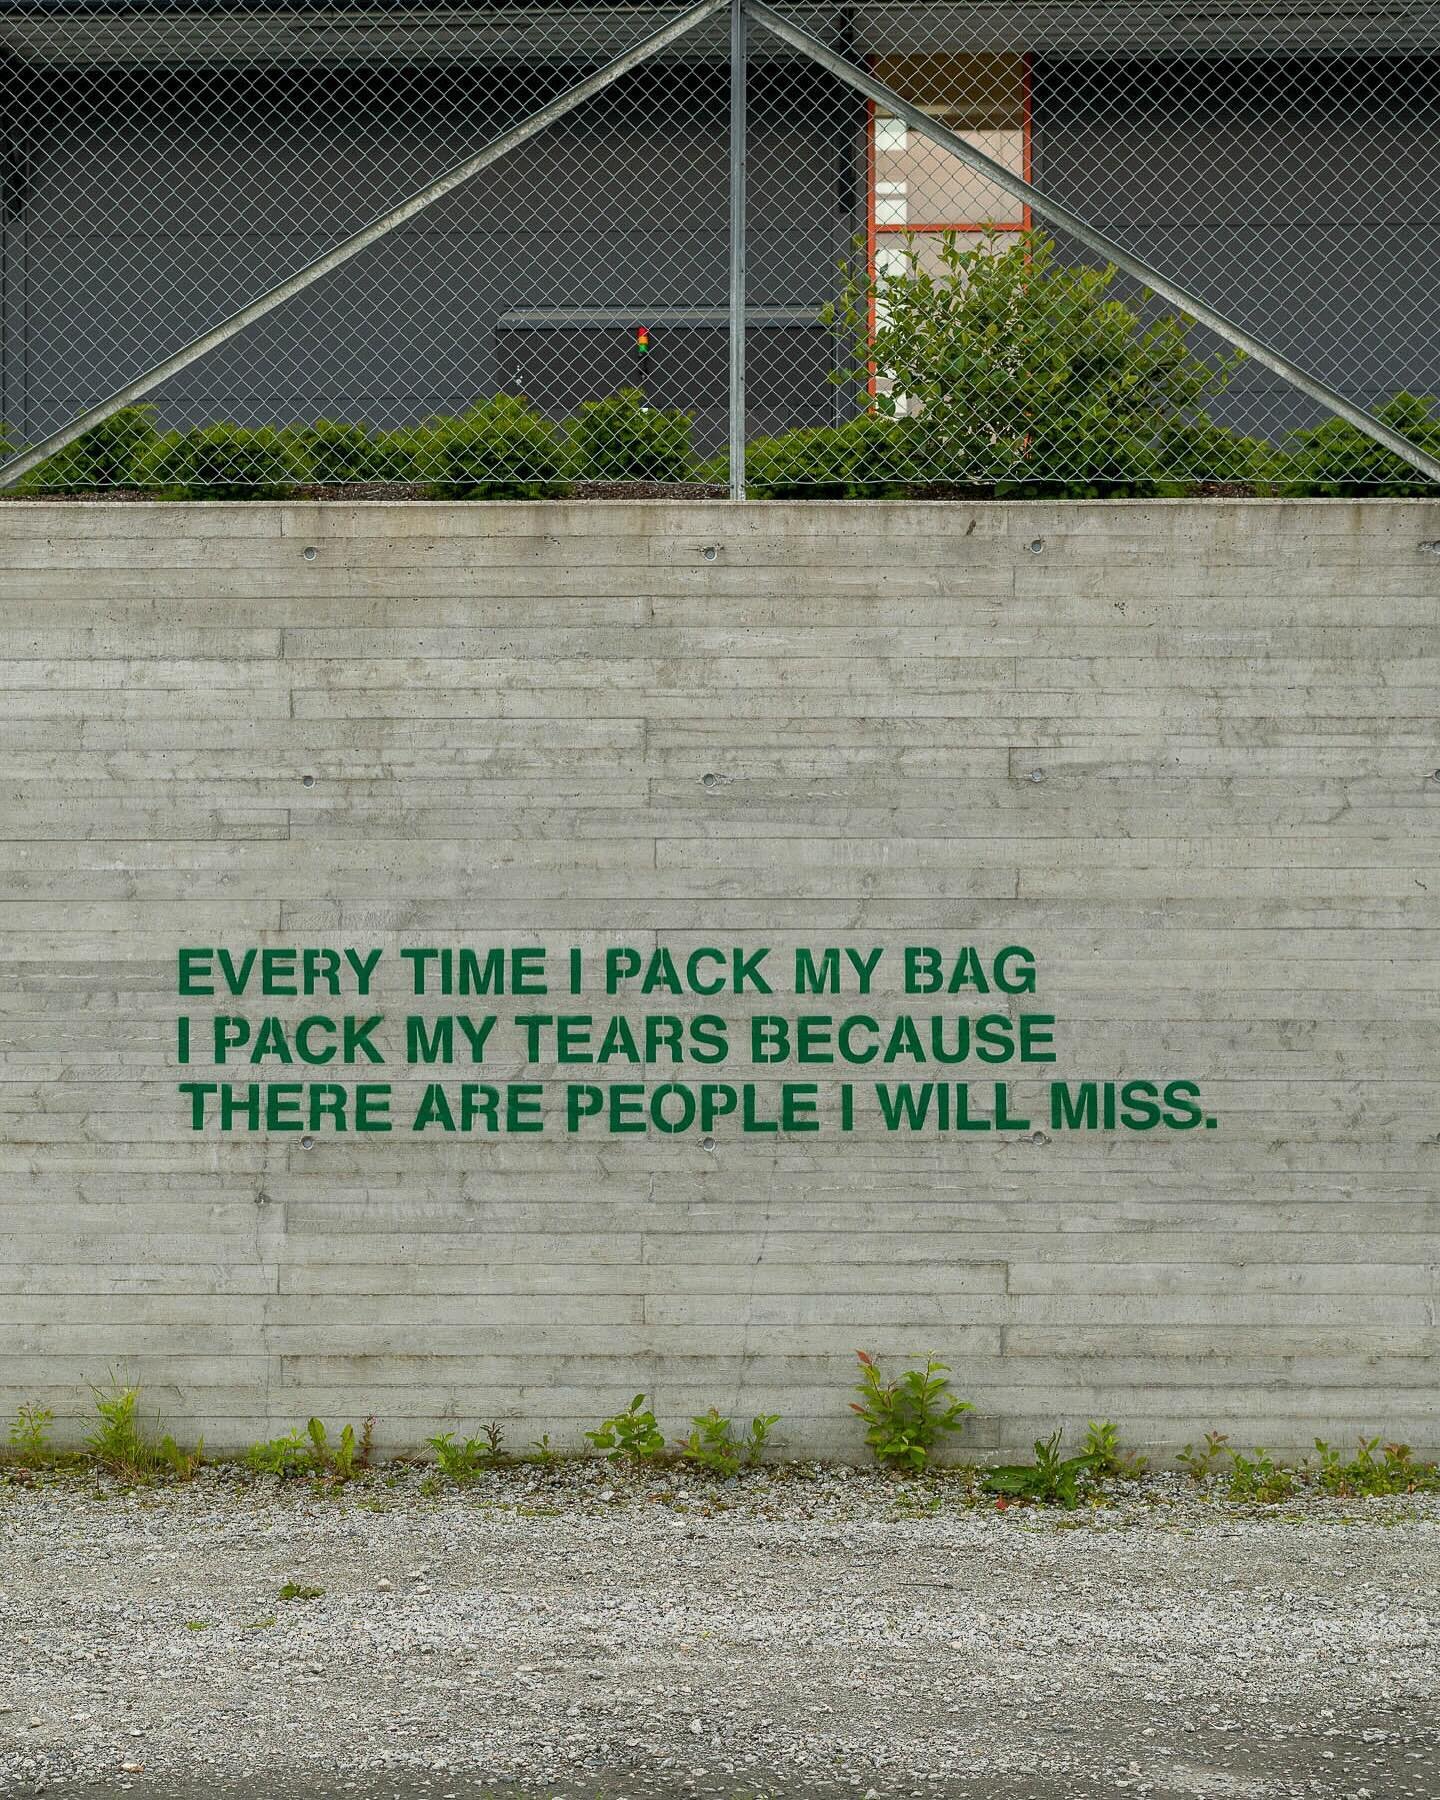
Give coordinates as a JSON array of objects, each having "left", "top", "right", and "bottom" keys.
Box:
[
  {"left": 863, "top": 54, "right": 1032, "bottom": 399},
  {"left": 866, "top": 53, "right": 1033, "bottom": 254}
]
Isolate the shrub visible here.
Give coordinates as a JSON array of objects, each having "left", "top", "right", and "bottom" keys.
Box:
[
  {"left": 20, "top": 405, "right": 163, "bottom": 491},
  {"left": 674, "top": 1408, "right": 780, "bottom": 1477},
  {"left": 431, "top": 394, "right": 569, "bottom": 498},
  {"left": 850, "top": 1350, "right": 972, "bottom": 1473},
  {"left": 827, "top": 228, "right": 1245, "bottom": 493},
  {"left": 283, "top": 418, "right": 421, "bottom": 484},
  {"left": 137, "top": 422, "right": 304, "bottom": 498},
  {"left": 1153, "top": 411, "right": 1284, "bottom": 490},
  {"left": 738, "top": 412, "right": 925, "bottom": 497},
  {"left": 1286, "top": 390, "right": 1440, "bottom": 496},
  {"left": 570, "top": 388, "right": 695, "bottom": 482},
  {"left": 584, "top": 1393, "right": 666, "bottom": 1462}
]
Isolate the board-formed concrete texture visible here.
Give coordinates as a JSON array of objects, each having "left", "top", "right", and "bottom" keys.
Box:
[{"left": 1, "top": 499, "right": 1436, "bottom": 1458}]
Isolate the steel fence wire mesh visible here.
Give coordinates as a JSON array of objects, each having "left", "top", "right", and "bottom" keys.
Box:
[
  {"left": 748, "top": 0, "right": 1440, "bottom": 493},
  {"left": 3, "top": 0, "right": 1439, "bottom": 493},
  {"left": 0, "top": 0, "right": 734, "bottom": 490}
]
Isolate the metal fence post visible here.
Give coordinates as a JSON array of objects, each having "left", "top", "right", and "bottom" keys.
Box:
[{"left": 728, "top": 0, "right": 747, "bottom": 501}]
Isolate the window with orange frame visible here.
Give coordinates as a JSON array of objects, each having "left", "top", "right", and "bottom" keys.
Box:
[{"left": 868, "top": 52, "right": 1032, "bottom": 287}]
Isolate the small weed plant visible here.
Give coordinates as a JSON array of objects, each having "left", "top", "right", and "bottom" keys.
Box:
[
  {"left": 245, "top": 1429, "right": 309, "bottom": 1477},
  {"left": 850, "top": 1350, "right": 973, "bottom": 1474},
  {"left": 983, "top": 1430, "right": 1099, "bottom": 1510},
  {"left": 1224, "top": 1446, "right": 1297, "bottom": 1505},
  {"left": 244, "top": 1418, "right": 366, "bottom": 1481},
  {"left": 1177, "top": 1431, "right": 1231, "bottom": 1482},
  {"left": 305, "top": 1418, "right": 360, "bottom": 1482},
  {"left": 278, "top": 1581, "right": 324, "bottom": 1602},
  {"left": 86, "top": 1382, "right": 202, "bottom": 1483},
  {"left": 1307, "top": 1437, "right": 1438, "bottom": 1497},
  {"left": 7, "top": 1403, "right": 55, "bottom": 1467},
  {"left": 1083, "top": 1419, "right": 1147, "bottom": 1480},
  {"left": 428, "top": 1423, "right": 507, "bottom": 1483},
  {"left": 675, "top": 1408, "right": 780, "bottom": 1478},
  {"left": 585, "top": 1394, "right": 666, "bottom": 1462}
]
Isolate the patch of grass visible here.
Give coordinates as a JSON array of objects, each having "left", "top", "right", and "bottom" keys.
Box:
[{"left": 278, "top": 1581, "right": 324, "bottom": 1602}]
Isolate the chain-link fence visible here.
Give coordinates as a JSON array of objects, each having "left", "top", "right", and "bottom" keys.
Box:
[{"left": 3, "top": 0, "right": 1439, "bottom": 495}]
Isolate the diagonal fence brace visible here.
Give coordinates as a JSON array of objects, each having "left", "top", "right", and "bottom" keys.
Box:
[
  {"left": 745, "top": 0, "right": 1440, "bottom": 488},
  {"left": 0, "top": 0, "right": 730, "bottom": 490}
]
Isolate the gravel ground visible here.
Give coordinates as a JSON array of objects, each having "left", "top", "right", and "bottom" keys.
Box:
[{"left": 1, "top": 1463, "right": 1437, "bottom": 1800}]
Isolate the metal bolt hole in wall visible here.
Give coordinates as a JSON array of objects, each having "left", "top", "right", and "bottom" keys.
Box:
[{"left": 1, "top": 0, "right": 1438, "bottom": 497}]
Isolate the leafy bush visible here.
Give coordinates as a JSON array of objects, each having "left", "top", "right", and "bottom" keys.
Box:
[
  {"left": 431, "top": 394, "right": 570, "bottom": 498},
  {"left": 137, "top": 422, "right": 304, "bottom": 498},
  {"left": 283, "top": 418, "right": 421, "bottom": 484},
  {"left": 983, "top": 1430, "right": 1099, "bottom": 1510},
  {"left": 1153, "top": 412, "right": 1284, "bottom": 490},
  {"left": 584, "top": 1393, "right": 666, "bottom": 1462},
  {"left": 826, "top": 229, "right": 1245, "bottom": 493},
  {"left": 674, "top": 1408, "right": 780, "bottom": 1477},
  {"left": 1286, "top": 391, "right": 1440, "bottom": 496},
  {"left": 734, "top": 413, "right": 925, "bottom": 497},
  {"left": 21, "top": 405, "right": 163, "bottom": 491},
  {"left": 569, "top": 387, "right": 695, "bottom": 482},
  {"left": 850, "top": 1350, "right": 972, "bottom": 1473}
]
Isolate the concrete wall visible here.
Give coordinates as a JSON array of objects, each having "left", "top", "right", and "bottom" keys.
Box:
[{"left": 1, "top": 498, "right": 1437, "bottom": 1459}]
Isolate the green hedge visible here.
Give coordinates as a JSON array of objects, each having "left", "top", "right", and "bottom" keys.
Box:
[{"left": 7, "top": 389, "right": 1438, "bottom": 500}]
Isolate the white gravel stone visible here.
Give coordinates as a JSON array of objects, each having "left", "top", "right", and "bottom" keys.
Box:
[{"left": 0, "top": 1463, "right": 1435, "bottom": 1796}]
